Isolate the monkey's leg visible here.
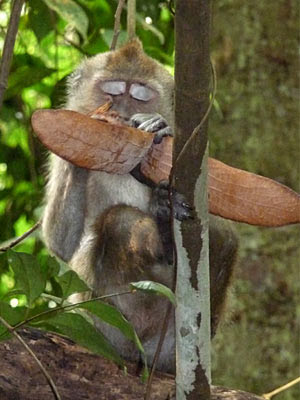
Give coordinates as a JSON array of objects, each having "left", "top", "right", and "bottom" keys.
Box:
[
  {"left": 70, "top": 204, "right": 175, "bottom": 369},
  {"left": 208, "top": 215, "right": 238, "bottom": 337},
  {"left": 93, "top": 204, "right": 168, "bottom": 284},
  {"left": 95, "top": 209, "right": 238, "bottom": 339}
]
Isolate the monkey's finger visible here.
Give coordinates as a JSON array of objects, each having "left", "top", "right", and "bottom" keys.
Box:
[
  {"left": 174, "top": 208, "right": 194, "bottom": 221},
  {"left": 153, "top": 126, "right": 173, "bottom": 144},
  {"left": 129, "top": 113, "right": 160, "bottom": 128},
  {"left": 138, "top": 116, "right": 164, "bottom": 132},
  {"left": 181, "top": 202, "right": 194, "bottom": 210}
]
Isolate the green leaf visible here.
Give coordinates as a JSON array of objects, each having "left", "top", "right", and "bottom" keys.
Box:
[
  {"left": 57, "top": 270, "right": 90, "bottom": 299},
  {"left": 57, "top": 259, "right": 71, "bottom": 275},
  {"left": 0, "top": 302, "right": 26, "bottom": 341},
  {"left": 130, "top": 281, "right": 176, "bottom": 306},
  {"left": 7, "top": 250, "right": 46, "bottom": 307},
  {"left": 80, "top": 301, "right": 144, "bottom": 354},
  {"left": 38, "top": 255, "right": 60, "bottom": 280},
  {"left": 38, "top": 312, "right": 124, "bottom": 366},
  {"left": 28, "top": 0, "right": 53, "bottom": 41},
  {"left": 43, "top": 0, "right": 89, "bottom": 41},
  {"left": 45, "top": 256, "right": 60, "bottom": 279},
  {"left": 0, "top": 252, "right": 8, "bottom": 274},
  {"left": 5, "top": 65, "right": 55, "bottom": 100}
]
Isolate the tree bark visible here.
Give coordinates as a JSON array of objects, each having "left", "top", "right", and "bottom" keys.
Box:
[
  {"left": 0, "top": 329, "right": 264, "bottom": 400},
  {"left": 174, "top": 1, "right": 212, "bottom": 398},
  {"left": 0, "top": 0, "right": 25, "bottom": 111}
]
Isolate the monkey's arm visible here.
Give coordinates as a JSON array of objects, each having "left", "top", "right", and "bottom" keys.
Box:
[
  {"left": 129, "top": 112, "right": 193, "bottom": 219},
  {"left": 42, "top": 156, "right": 89, "bottom": 262}
]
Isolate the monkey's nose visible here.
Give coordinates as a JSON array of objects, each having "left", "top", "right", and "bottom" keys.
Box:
[{"left": 110, "top": 105, "right": 131, "bottom": 122}]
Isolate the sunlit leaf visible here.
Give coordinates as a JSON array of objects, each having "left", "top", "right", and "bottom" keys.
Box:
[
  {"left": 7, "top": 250, "right": 46, "bottom": 307},
  {"left": 46, "top": 256, "right": 61, "bottom": 278},
  {"left": 37, "top": 312, "right": 124, "bottom": 366},
  {"left": 130, "top": 281, "right": 176, "bottom": 305},
  {"left": 43, "top": 0, "right": 89, "bottom": 41},
  {"left": 0, "top": 302, "right": 27, "bottom": 342},
  {"left": 57, "top": 270, "right": 90, "bottom": 299},
  {"left": 5, "top": 65, "right": 55, "bottom": 100},
  {"left": 28, "top": 0, "right": 53, "bottom": 41},
  {"left": 80, "top": 300, "right": 144, "bottom": 354}
]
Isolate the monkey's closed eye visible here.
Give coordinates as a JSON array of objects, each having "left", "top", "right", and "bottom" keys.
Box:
[
  {"left": 129, "top": 83, "right": 156, "bottom": 101},
  {"left": 100, "top": 81, "right": 126, "bottom": 95}
]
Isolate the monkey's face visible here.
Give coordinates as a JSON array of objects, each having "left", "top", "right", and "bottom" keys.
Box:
[
  {"left": 66, "top": 40, "right": 175, "bottom": 126},
  {"left": 96, "top": 79, "right": 159, "bottom": 121}
]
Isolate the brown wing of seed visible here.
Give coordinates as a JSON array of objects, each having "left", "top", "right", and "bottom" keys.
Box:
[
  {"left": 31, "top": 109, "right": 154, "bottom": 174},
  {"left": 141, "top": 135, "right": 300, "bottom": 226},
  {"left": 140, "top": 136, "right": 173, "bottom": 184},
  {"left": 31, "top": 108, "right": 300, "bottom": 227},
  {"left": 207, "top": 158, "right": 300, "bottom": 227}
]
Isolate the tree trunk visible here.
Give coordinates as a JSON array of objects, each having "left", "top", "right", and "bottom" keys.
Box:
[{"left": 174, "top": 1, "right": 212, "bottom": 398}]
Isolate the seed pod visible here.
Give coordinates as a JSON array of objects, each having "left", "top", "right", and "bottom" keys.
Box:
[
  {"left": 32, "top": 109, "right": 153, "bottom": 174},
  {"left": 32, "top": 108, "right": 300, "bottom": 227}
]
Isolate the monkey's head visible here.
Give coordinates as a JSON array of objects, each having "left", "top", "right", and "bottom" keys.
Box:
[{"left": 66, "top": 39, "right": 174, "bottom": 126}]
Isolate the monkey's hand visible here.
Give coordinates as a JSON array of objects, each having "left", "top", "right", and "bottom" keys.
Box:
[
  {"left": 150, "top": 181, "right": 194, "bottom": 222},
  {"left": 130, "top": 113, "right": 173, "bottom": 144}
]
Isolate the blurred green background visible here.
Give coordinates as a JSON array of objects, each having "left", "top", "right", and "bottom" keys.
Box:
[{"left": 0, "top": 0, "right": 299, "bottom": 398}]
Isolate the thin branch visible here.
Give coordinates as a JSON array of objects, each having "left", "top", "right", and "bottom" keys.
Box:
[
  {"left": 262, "top": 377, "right": 300, "bottom": 400},
  {"left": 0, "top": 316, "right": 61, "bottom": 400},
  {"left": 173, "top": 61, "right": 217, "bottom": 169},
  {"left": 0, "top": 0, "right": 24, "bottom": 111},
  {"left": 167, "top": 0, "right": 175, "bottom": 16},
  {"left": 144, "top": 302, "right": 173, "bottom": 400},
  {"left": 0, "top": 221, "right": 41, "bottom": 252},
  {"left": 127, "top": 0, "right": 136, "bottom": 41},
  {"left": 5, "top": 290, "right": 134, "bottom": 335},
  {"left": 110, "top": 0, "right": 126, "bottom": 50}
]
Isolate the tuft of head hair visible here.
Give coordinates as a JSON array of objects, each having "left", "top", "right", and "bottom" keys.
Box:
[{"left": 106, "top": 38, "right": 157, "bottom": 79}]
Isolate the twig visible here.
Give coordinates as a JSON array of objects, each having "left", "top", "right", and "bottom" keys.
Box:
[
  {"left": 3, "top": 290, "right": 133, "bottom": 335},
  {"left": 173, "top": 61, "right": 217, "bottom": 169},
  {"left": 0, "top": 0, "right": 24, "bottom": 111},
  {"left": 144, "top": 302, "right": 173, "bottom": 400},
  {"left": 112, "top": 0, "right": 164, "bottom": 44},
  {"left": 0, "top": 220, "right": 41, "bottom": 252},
  {"left": 110, "top": 0, "right": 126, "bottom": 50},
  {"left": 127, "top": 0, "right": 136, "bottom": 41},
  {"left": 262, "top": 377, "right": 300, "bottom": 399},
  {"left": 167, "top": 0, "right": 175, "bottom": 16},
  {"left": 0, "top": 316, "right": 61, "bottom": 400}
]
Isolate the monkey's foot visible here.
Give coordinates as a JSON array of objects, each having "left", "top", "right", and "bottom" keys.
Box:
[{"left": 151, "top": 181, "right": 194, "bottom": 221}]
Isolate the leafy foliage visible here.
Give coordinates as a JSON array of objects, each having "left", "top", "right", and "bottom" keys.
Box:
[
  {"left": 35, "top": 312, "right": 124, "bottom": 366},
  {"left": 1, "top": 249, "right": 172, "bottom": 369},
  {"left": 7, "top": 249, "right": 47, "bottom": 307}
]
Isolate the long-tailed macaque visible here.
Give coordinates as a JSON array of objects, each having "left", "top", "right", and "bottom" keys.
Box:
[{"left": 42, "top": 39, "right": 238, "bottom": 373}]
